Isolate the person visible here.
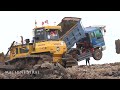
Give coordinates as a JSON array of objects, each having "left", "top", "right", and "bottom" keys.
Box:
[
  {"left": 86, "top": 58, "right": 90, "bottom": 66},
  {"left": 47, "top": 31, "right": 55, "bottom": 39},
  {"left": 49, "top": 31, "right": 57, "bottom": 39}
]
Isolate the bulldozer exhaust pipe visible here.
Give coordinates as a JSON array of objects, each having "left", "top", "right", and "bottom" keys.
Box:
[{"left": 21, "top": 36, "right": 23, "bottom": 45}]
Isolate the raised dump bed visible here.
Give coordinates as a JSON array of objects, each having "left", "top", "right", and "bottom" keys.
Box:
[{"left": 58, "top": 17, "right": 85, "bottom": 50}]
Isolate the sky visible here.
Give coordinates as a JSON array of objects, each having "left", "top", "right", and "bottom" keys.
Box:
[{"left": 0, "top": 11, "right": 120, "bottom": 65}]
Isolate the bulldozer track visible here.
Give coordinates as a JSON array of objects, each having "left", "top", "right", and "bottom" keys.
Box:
[
  {"left": 3, "top": 54, "right": 53, "bottom": 70},
  {"left": 62, "top": 53, "right": 78, "bottom": 68},
  {"left": 0, "top": 53, "right": 78, "bottom": 70},
  {"left": 65, "top": 59, "right": 78, "bottom": 67}
]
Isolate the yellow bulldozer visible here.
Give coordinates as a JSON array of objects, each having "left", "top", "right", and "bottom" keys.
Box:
[{"left": 0, "top": 20, "right": 78, "bottom": 69}]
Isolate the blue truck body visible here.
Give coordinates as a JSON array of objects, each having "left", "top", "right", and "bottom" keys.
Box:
[
  {"left": 58, "top": 17, "right": 106, "bottom": 61},
  {"left": 60, "top": 21, "right": 85, "bottom": 50},
  {"left": 84, "top": 27, "right": 105, "bottom": 48}
]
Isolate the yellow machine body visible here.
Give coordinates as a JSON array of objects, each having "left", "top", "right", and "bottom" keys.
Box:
[
  {"left": 9, "top": 41, "right": 67, "bottom": 63},
  {"left": 9, "top": 44, "right": 33, "bottom": 60},
  {"left": 35, "top": 26, "right": 62, "bottom": 30},
  {"left": 8, "top": 25, "right": 67, "bottom": 64},
  {"left": 32, "top": 40, "right": 67, "bottom": 63}
]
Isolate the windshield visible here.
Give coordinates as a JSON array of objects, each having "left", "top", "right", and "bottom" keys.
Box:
[
  {"left": 33, "top": 28, "right": 45, "bottom": 42},
  {"left": 47, "top": 30, "right": 59, "bottom": 40},
  {"left": 94, "top": 29, "right": 103, "bottom": 38}
]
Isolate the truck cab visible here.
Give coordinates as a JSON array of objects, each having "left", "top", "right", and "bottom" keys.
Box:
[
  {"left": 76, "top": 26, "right": 106, "bottom": 60},
  {"left": 84, "top": 26, "right": 106, "bottom": 51}
]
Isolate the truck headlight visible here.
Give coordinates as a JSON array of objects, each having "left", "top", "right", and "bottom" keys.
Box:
[
  {"left": 101, "top": 46, "right": 106, "bottom": 51},
  {"left": 61, "top": 41, "right": 64, "bottom": 45}
]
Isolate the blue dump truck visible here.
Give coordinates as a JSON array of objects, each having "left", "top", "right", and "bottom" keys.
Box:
[{"left": 58, "top": 17, "right": 106, "bottom": 67}]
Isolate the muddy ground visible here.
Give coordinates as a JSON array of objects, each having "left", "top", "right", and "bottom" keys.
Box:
[{"left": 0, "top": 62, "right": 120, "bottom": 79}]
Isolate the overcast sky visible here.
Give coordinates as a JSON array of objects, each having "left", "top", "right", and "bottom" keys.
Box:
[{"left": 0, "top": 11, "right": 120, "bottom": 65}]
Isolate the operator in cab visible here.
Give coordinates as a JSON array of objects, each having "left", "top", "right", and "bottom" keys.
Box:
[{"left": 47, "top": 30, "right": 58, "bottom": 40}]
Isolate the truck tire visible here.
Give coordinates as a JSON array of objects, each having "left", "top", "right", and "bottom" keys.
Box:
[{"left": 93, "top": 49, "right": 102, "bottom": 60}]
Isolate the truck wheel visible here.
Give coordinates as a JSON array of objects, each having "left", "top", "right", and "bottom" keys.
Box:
[{"left": 93, "top": 49, "right": 102, "bottom": 60}]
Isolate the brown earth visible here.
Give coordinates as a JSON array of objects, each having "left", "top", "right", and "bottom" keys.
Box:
[{"left": 0, "top": 62, "right": 120, "bottom": 79}]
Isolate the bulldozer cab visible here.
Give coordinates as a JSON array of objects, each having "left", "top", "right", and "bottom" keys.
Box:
[{"left": 33, "top": 26, "right": 61, "bottom": 42}]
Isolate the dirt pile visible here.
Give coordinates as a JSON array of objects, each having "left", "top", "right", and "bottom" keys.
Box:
[
  {"left": 1, "top": 62, "right": 120, "bottom": 79},
  {"left": 66, "top": 62, "right": 120, "bottom": 79},
  {"left": 0, "top": 62, "right": 72, "bottom": 79}
]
